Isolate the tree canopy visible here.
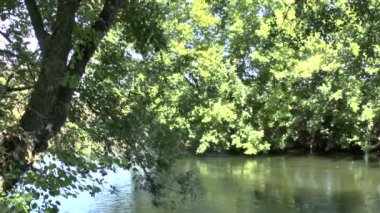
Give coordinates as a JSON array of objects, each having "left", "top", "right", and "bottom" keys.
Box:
[{"left": 0, "top": 0, "right": 379, "bottom": 211}]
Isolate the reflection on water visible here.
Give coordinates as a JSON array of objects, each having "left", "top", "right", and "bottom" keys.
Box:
[
  {"left": 60, "top": 155, "right": 380, "bottom": 213},
  {"left": 58, "top": 168, "right": 135, "bottom": 213}
]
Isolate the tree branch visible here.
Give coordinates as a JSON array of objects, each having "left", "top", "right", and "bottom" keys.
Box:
[
  {"left": 25, "top": 0, "right": 123, "bottom": 150},
  {"left": 53, "top": 0, "right": 80, "bottom": 38},
  {"left": 0, "top": 31, "right": 12, "bottom": 44},
  {"left": 24, "top": 0, "right": 50, "bottom": 50},
  {"left": 93, "top": 0, "right": 123, "bottom": 33},
  {"left": 0, "top": 49, "right": 18, "bottom": 58},
  {"left": 67, "top": 0, "right": 123, "bottom": 76},
  {"left": 6, "top": 86, "right": 33, "bottom": 93}
]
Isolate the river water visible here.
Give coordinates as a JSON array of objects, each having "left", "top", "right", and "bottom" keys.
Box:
[{"left": 59, "top": 154, "right": 380, "bottom": 213}]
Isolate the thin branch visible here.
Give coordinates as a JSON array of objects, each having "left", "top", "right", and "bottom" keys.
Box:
[
  {"left": 0, "top": 49, "right": 18, "bottom": 58},
  {"left": 24, "top": 0, "right": 50, "bottom": 50},
  {"left": 6, "top": 86, "right": 33, "bottom": 93},
  {"left": 0, "top": 31, "right": 12, "bottom": 43}
]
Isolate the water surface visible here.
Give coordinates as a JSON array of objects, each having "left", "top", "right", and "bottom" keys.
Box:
[{"left": 60, "top": 154, "right": 380, "bottom": 213}]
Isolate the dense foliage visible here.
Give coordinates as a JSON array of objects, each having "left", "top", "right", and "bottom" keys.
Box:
[{"left": 0, "top": 0, "right": 379, "bottom": 211}]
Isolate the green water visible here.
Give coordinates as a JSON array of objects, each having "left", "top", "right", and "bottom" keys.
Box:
[{"left": 60, "top": 155, "right": 380, "bottom": 213}]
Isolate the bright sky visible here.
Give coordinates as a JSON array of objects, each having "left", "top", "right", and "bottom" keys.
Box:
[
  {"left": 0, "top": 20, "right": 10, "bottom": 49},
  {"left": 0, "top": 19, "right": 39, "bottom": 51}
]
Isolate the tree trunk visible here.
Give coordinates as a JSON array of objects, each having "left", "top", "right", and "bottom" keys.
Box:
[{"left": 0, "top": 0, "right": 122, "bottom": 192}]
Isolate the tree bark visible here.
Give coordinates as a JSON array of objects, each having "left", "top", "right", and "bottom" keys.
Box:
[{"left": 0, "top": 0, "right": 122, "bottom": 192}]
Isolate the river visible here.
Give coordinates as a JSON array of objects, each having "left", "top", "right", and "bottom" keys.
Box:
[{"left": 59, "top": 154, "right": 380, "bottom": 213}]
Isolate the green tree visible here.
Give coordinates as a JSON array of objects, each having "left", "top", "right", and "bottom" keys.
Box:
[
  {"left": 113, "top": 0, "right": 379, "bottom": 155},
  {"left": 0, "top": 0, "right": 169, "bottom": 211},
  {"left": 0, "top": 0, "right": 379, "bottom": 211}
]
